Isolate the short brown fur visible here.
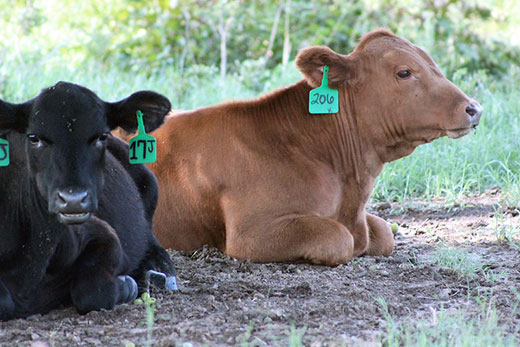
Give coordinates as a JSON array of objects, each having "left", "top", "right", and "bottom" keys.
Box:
[{"left": 132, "top": 29, "right": 482, "bottom": 266}]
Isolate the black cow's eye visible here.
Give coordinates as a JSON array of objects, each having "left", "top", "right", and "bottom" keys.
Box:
[
  {"left": 27, "top": 134, "right": 42, "bottom": 146},
  {"left": 397, "top": 70, "right": 412, "bottom": 79},
  {"left": 93, "top": 132, "right": 109, "bottom": 148}
]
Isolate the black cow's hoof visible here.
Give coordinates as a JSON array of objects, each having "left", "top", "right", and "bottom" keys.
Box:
[
  {"left": 146, "top": 270, "right": 179, "bottom": 291},
  {"left": 0, "top": 300, "right": 15, "bottom": 321},
  {"left": 0, "top": 284, "right": 15, "bottom": 321},
  {"left": 117, "top": 275, "right": 138, "bottom": 303},
  {"left": 166, "top": 275, "right": 178, "bottom": 291}
]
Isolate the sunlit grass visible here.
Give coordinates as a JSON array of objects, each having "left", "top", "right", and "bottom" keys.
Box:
[
  {"left": 433, "top": 244, "right": 484, "bottom": 278},
  {"left": 378, "top": 297, "right": 518, "bottom": 347}
]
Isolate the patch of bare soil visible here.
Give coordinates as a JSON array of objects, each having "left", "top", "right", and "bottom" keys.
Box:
[{"left": 2, "top": 192, "right": 520, "bottom": 346}]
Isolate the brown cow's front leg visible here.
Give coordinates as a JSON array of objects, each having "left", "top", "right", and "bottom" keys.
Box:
[
  {"left": 364, "top": 213, "right": 394, "bottom": 256},
  {"left": 227, "top": 215, "right": 354, "bottom": 266}
]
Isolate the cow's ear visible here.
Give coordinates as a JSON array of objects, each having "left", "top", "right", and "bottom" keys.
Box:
[
  {"left": 0, "top": 99, "right": 31, "bottom": 133},
  {"left": 296, "top": 46, "right": 355, "bottom": 88},
  {"left": 106, "top": 91, "right": 171, "bottom": 133}
]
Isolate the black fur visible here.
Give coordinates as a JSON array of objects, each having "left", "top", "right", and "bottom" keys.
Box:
[{"left": 0, "top": 82, "right": 175, "bottom": 320}]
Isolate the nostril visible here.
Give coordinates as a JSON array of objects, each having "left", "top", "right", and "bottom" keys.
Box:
[
  {"left": 79, "top": 191, "right": 89, "bottom": 208},
  {"left": 465, "top": 104, "right": 482, "bottom": 118},
  {"left": 57, "top": 192, "right": 66, "bottom": 203},
  {"left": 466, "top": 104, "right": 477, "bottom": 117},
  {"left": 77, "top": 190, "right": 88, "bottom": 202}
]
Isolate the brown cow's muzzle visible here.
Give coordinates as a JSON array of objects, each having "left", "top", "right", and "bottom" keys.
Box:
[{"left": 446, "top": 101, "right": 483, "bottom": 139}]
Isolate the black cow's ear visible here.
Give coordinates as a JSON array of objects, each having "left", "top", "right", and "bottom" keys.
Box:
[
  {"left": 296, "top": 46, "right": 355, "bottom": 88},
  {"left": 106, "top": 91, "right": 171, "bottom": 133},
  {"left": 0, "top": 99, "right": 31, "bottom": 133}
]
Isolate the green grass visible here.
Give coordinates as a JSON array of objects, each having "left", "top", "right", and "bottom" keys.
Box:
[
  {"left": 287, "top": 324, "right": 307, "bottom": 347},
  {"left": 133, "top": 292, "right": 156, "bottom": 347},
  {"left": 0, "top": 52, "right": 301, "bottom": 107},
  {"left": 378, "top": 297, "right": 518, "bottom": 347},
  {"left": 239, "top": 322, "right": 255, "bottom": 347},
  {"left": 491, "top": 207, "right": 520, "bottom": 245},
  {"left": 237, "top": 323, "right": 307, "bottom": 347},
  {"left": 2, "top": 51, "right": 520, "bottom": 204},
  {"left": 433, "top": 244, "right": 484, "bottom": 278}
]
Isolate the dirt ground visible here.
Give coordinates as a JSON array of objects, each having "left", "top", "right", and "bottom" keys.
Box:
[{"left": 1, "top": 191, "right": 520, "bottom": 346}]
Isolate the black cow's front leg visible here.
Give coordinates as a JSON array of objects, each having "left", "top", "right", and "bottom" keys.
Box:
[
  {"left": 0, "top": 279, "right": 15, "bottom": 321},
  {"left": 70, "top": 217, "right": 138, "bottom": 315},
  {"left": 134, "top": 240, "right": 178, "bottom": 291}
]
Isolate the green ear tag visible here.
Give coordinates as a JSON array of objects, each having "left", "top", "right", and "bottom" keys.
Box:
[
  {"left": 129, "top": 110, "right": 157, "bottom": 164},
  {"left": 309, "top": 65, "right": 339, "bottom": 114},
  {"left": 0, "top": 138, "right": 9, "bottom": 167}
]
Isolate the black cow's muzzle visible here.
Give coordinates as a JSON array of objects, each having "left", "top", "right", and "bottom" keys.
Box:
[
  {"left": 52, "top": 188, "right": 95, "bottom": 224},
  {"left": 58, "top": 212, "right": 91, "bottom": 224}
]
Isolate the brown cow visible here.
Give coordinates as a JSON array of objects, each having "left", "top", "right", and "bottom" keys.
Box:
[{"left": 146, "top": 29, "right": 483, "bottom": 266}]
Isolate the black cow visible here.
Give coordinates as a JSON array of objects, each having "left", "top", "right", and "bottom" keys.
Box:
[{"left": 0, "top": 81, "right": 177, "bottom": 321}]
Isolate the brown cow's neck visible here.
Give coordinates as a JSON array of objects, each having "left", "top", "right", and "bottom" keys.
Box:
[
  {"left": 240, "top": 80, "right": 383, "bottom": 185},
  {"left": 365, "top": 115, "right": 427, "bottom": 164},
  {"left": 350, "top": 88, "right": 436, "bottom": 164}
]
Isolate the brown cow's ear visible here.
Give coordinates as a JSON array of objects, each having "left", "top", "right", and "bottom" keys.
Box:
[
  {"left": 106, "top": 91, "right": 171, "bottom": 133},
  {"left": 0, "top": 99, "right": 31, "bottom": 133},
  {"left": 296, "top": 46, "right": 354, "bottom": 88}
]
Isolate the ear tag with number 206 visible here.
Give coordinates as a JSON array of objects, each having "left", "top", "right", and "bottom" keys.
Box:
[
  {"left": 309, "top": 65, "right": 339, "bottom": 114},
  {"left": 129, "top": 110, "right": 157, "bottom": 164},
  {"left": 0, "top": 138, "right": 9, "bottom": 167}
]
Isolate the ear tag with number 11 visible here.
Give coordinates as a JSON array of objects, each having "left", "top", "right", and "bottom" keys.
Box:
[
  {"left": 309, "top": 65, "right": 339, "bottom": 114},
  {"left": 129, "top": 110, "right": 157, "bottom": 164},
  {"left": 0, "top": 138, "right": 9, "bottom": 167}
]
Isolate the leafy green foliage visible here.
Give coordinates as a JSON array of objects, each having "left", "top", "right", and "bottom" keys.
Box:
[{"left": 1, "top": 0, "right": 519, "bottom": 79}]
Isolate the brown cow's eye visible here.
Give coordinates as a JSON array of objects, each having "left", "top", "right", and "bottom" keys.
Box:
[{"left": 397, "top": 70, "right": 412, "bottom": 79}]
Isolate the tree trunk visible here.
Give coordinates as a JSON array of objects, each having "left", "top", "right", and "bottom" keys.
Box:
[
  {"left": 218, "top": 15, "right": 233, "bottom": 78},
  {"left": 282, "top": 0, "right": 291, "bottom": 69},
  {"left": 262, "top": 0, "right": 284, "bottom": 70},
  {"left": 179, "top": 9, "right": 191, "bottom": 76}
]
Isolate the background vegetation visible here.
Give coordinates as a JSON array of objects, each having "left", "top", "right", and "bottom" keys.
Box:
[
  {"left": 1, "top": 1, "right": 520, "bottom": 345},
  {"left": 1, "top": 0, "right": 519, "bottom": 201}
]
